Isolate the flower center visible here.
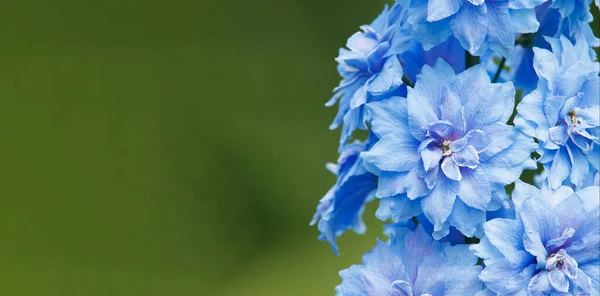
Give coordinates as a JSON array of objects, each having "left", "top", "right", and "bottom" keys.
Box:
[
  {"left": 441, "top": 140, "right": 452, "bottom": 156},
  {"left": 567, "top": 109, "right": 580, "bottom": 126},
  {"left": 546, "top": 251, "right": 565, "bottom": 270}
]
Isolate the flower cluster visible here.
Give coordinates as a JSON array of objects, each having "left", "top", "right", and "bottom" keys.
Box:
[{"left": 312, "top": 0, "right": 599, "bottom": 295}]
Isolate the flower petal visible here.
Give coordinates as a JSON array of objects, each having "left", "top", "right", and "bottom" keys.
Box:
[
  {"left": 421, "top": 173, "right": 458, "bottom": 234},
  {"left": 367, "top": 55, "right": 404, "bottom": 96},
  {"left": 548, "top": 146, "right": 571, "bottom": 190},
  {"left": 442, "top": 157, "right": 462, "bottom": 181},
  {"left": 548, "top": 269, "right": 569, "bottom": 292},
  {"left": 450, "top": 2, "right": 488, "bottom": 54},
  {"left": 427, "top": 0, "right": 464, "bottom": 22},
  {"left": 457, "top": 167, "right": 491, "bottom": 210}
]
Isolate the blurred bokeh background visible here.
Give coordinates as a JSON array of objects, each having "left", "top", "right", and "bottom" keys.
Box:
[
  {"left": 0, "top": 0, "right": 391, "bottom": 295},
  {"left": 0, "top": 1, "right": 597, "bottom": 295}
]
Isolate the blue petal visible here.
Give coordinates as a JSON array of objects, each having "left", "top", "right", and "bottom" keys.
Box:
[
  {"left": 346, "top": 32, "right": 378, "bottom": 54},
  {"left": 376, "top": 171, "right": 409, "bottom": 198},
  {"left": 440, "top": 87, "right": 466, "bottom": 136},
  {"left": 543, "top": 95, "right": 568, "bottom": 127},
  {"left": 457, "top": 167, "right": 491, "bottom": 210},
  {"left": 349, "top": 84, "right": 368, "bottom": 110},
  {"left": 479, "top": 123, "right": 515, "bottom": 161},
  {"left": 519, "top": 196, "right": 560, "bottom": 244},
  {"left": 508, "top": 0, "right": 547, "bottom": 9},
  {"left": 532, "top": 47, "right": 559, "bottom": 91},
  {"left": 452, "top": 146, "right": 480, "bottom": 168},
  {"left": 548, "top": 146, "right": 571, "bottom": 190},
  {"left": 447, "top": 198, "right": 486, "bottom": 237},
  {"left": 366, "top": 56, "right": 404, "bottom": 96},
  {"left": 411, "top": 254, "right": 446, "bottom": 295},
  {"left": 484, "top": 0, "right": 515, "bottom": 57},
  {"left": 527, "top": 270, "right": 552, "bottom": 295},
  {"left": 450, "top": 2, "right": 488, "bottom": 54},
  {"left": 441, "top": 157, "right": 462, "bottom": 181},
  {"left": 376, "top": 195, "right": 422, "bottom": 223},
  {"left": 479, "top": 257, "right": 536, "bottom": 294},
  {"left": 522, "top": 230, "right": 548, "bottom": 269},
  {"left": 456, "top": 64, "right": 514, "bottom": 129},
  {"left": 411, "top": 18, "right": 453, "bottom": 50},
  {"left": 548, "top": 269, "right": 569, "bottom": 292},
  {"left": 420, "top": 144, "right": 443, "bottom": 173},
  {"left": 427, "top": 0, "right": 464, "bottom": 22},
  {"left": 566, "top": 143, "right": 589, "bottom": 188},
  {"left": 421, "top": 172, "right": 458, "bottom": 235},
  {"left": 361, "top": 139, "right": 420, "bottom": 172},
  {"left": 405, "top": 169, "right": 431, "bottom": 200},
  {"left": 366, "top": 97, "right": 414, "bottom": 143},
  {"left": 484, "top": 218, "right": 527, "bottom": 264},
  {"left": 548, "top": 123, "right": 569, "bottom": 146},
  {"left": 429, "top": 120, "right": 455, "bottom": 139},
  {"left": 470, "top": 236, "right": 503, "bottom": 264},
  {"left": 509, "top": 8, "right": 539, "bottom": 33},
  {"left": 571, "top": 268, "right": 594, "bottom": 295},
  {"left": 516, "top": 88, "right": 546, "bottom": 129}
]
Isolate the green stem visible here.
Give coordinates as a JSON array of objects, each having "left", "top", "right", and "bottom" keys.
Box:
[
  {"left": 411, "top": 216, "right": 419, "bottom": 226},
  {"left": 402, "top": 75, "right": 414, "bottom": 88},
  {"left": 492, "top": 57, "right": 507, "bottom": 83},
  {"left": 465, "top": 51, "right": 480, "bottom": 69}
]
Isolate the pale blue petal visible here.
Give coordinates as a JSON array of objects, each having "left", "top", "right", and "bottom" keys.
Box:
[
  {"left": 479, "top": 123, "right": 515, "bottom": 161},
  {"left": 484, "top": 218, "right": 527, "bottom": 263},
  {"left": 376, "top": 171, "right": 409, "bottom": 198},
  {"left": 519, "top": 197, "right": 560, "bottom": 244},
  {"left": 527, "top": 270, "right": 552, "bottom": 295},
  {"left": 405, "top": 169, "right": 431, "bottom": 200},
  {"left": 548, "top": 123, "right": 569, "bottom": 146},
  {"left": 548, "top": 146, "right": 571, "bottom": 190},
  {"left": 448, "top": 198, "right": 485, "bottom": 237},
  {"left": 509, "top": 8, "right": 539, "bottom": 33},
  {"left": 441, "top": 157, "right": 462, "bottom": 181},
  {"left": 479, "top": 258, "right": 536, "bottom": 294},
  {"left": 484, "top": 0, "right": 515, "bottom": 57},
  {"left": 571, "top": 268, "right": 593, "bottom": 296},
  {"left": 566, "top": 143, "right": 589, "bottom": 189},
  {"left": 376, "top": 195, "right": 422, "bottom": 223},
  {"left": 508, "top": 0, "right": 547, "bottom": 9},
  {"left": 548, "top": 269, "right": 569, "bottom": 292},
  {"left": 367, "top": 55, "right": 404, "bottom": 96},
  {"left": 411, "top": 19, "right": 453, "bottom": 50},
  {"left": 470, "top": 236, "right": 503, "bottom": 264},
  {"left": 452, "top": 146, "right": 480, "bottom": 168},
  {"left": 450, "top": 2, "right": 488, "bottom": 54},
  {"left": 457, "top": 167, "right": 491, "bottom": 210},
  {"left": 361, "top": 139, "right": 420, "bottom": 172},
  {"left": 427, "top": 0, "right": 464, "bottom": 22},
  {"left": 522, "top": 230, "right": 548, "bottom": 269},
  {"left": 439, "top": 87, "right": 465, "bottom": 136},
  {"left": 421, "top": 173, "right": 458, "bottom": 234},
  {"left": 366, "top": 98, "right": 414, "bottom": 142},
  {"left": 532, "top": 47, "right": 559, "bottom": 92}
]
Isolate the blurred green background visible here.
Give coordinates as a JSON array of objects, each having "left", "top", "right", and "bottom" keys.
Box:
[
  {"left": 0, "top": 0, "right": 390, "bottom": 295},
  {"left": 0, "top": 1, "right": 597, "bottom": 295}
]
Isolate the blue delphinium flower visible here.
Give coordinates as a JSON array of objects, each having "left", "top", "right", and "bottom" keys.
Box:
[
  {"left": 336, "top": 224, "right": 482, "bottom": 295},
  {"left": 361, "top": 58, "right": 537, "bottom": 239},
  {"left": 514, "top": 36, "right": 600, "bottom": 190},
  {"left": 551, "top": 0, "right": 600, "bottom": 46},
  {"left": 310, "top": 138, "right": 378, "bottom": 254},
  {"left": 327, "top": 3, "right": 410, "bottom": 149},
  {"left": 328, "top": 3, "right": 466, "bottom": 150},
  {"left": 472, "top": 181, "right": 600, "bottom": 295},
  {"left": 484, "top": 2, "right": 598, "bottom": 94},
  {"left": 400, "top": 0, "right": 548, "bottom": 57}
]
